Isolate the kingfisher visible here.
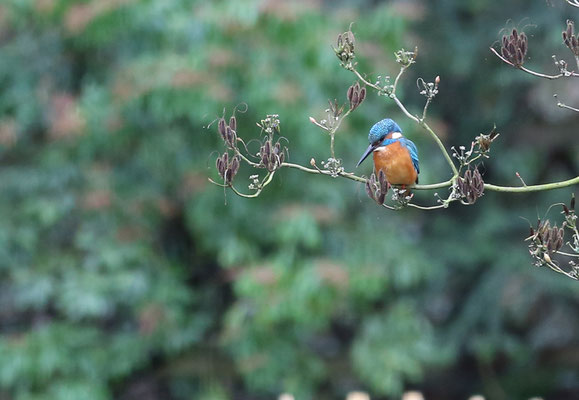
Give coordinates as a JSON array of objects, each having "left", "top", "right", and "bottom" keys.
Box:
[{"left": 356, "top": 118, "right": 419, "bottom": 191}]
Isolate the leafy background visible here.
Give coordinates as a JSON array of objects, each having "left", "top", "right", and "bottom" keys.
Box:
[{"left": 0, "top": 0, "right": 578, "bottom": 399}]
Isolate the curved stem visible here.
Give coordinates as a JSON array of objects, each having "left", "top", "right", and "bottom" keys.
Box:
[
  {"left": 407, "top": 203, "right": 447, "bottom": 210},
  {"left": 490, "top": 47, "right": 579, "bottom": 80},
  {"left": 236, "top": 150, "right": 261, "bottom": 168},
  {"left": 282, "top": 161, "right": 366, "bottom": 183},
  {"left": 229, "top": 171, "right": 276, "bottom": 198}
]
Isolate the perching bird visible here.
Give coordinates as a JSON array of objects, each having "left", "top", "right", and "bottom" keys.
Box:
[{"left": 356, "top": 118, "right": 419, "bottom": 191}]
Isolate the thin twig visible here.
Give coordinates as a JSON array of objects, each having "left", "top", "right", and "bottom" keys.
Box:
[
  {"left": 545, "top": 260, "right": 578, "bottom": 280},
  {"left": 208, "top": 178, "right": 229, "bottom": 187},
  {"left": 392, "top": 66, "right": 407, "bottom": 93},
  {"left": 407, "top": 203, "right": 447, "bottom": 210},
  {"left": 556, "top": 101, "right": 579, "bottom": 113},
  {"left": 236, "top": 150, "right": 261, "bottom": 168},
  {"left": 516, "top": 172, "right": 527, "bottom": 187},
  {"left": 555, "top": 250, "right": 579, "bottom": 258}
]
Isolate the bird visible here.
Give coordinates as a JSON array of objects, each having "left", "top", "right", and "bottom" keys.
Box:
[{"left": 356, "top": 118, "right": 419, "bottom": 193}]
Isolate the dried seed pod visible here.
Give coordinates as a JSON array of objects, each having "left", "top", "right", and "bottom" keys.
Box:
[
  {"left": 224, "top": 168, "right": 232, "bottom": 185},
  {"left": 351, "top": 91, "right": 359, "bottom": 109},
  {"left": 229, "top": 115, "right": 237, "bottom": 133},
  {"left": 563, "top": 20, "right": 579, "bottom": 56},
  {"left": 378, "top": 170, "right": 388, "bottom": 195},
  {"left": 230, "top": 156, "right": 240, "bottom": 177},
  {"left": 216, "top": 158, "right": 224, "bottom": 177},
  {"left": 218, "top": 118, "right": 227, "bottom": 140},
  {"left": 365, "top": 179, "right": 373, "bottom": 199},
  {"left": 225, "top": 126, "right": 233, "bottom": 146},
  {"left": 377, "top": 192, "right": 386, "bottom": 205},
  {"left": 501, "top": 47, "right": 509, "bottom": 59},
  {"left": 262, "top": 153, "right": 269, "bottom": 168},
  {"left": 347, "top": 85, "right": 354, "bottom": 103},
  {"left": 359, "top": 87, "right": 366, "bottom": 103}
]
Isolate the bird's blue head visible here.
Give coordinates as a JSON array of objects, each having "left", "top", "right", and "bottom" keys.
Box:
[
  {"left": 357, "top": 119, "right": 402, "bottom": 167},
  {"left": 368, "top": 118, "right": 402, "bottom": 144}
]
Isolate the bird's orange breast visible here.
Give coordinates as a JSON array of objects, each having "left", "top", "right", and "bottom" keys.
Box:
[{"left": 373, "top": 141, "right": 418, "bottom": 185}]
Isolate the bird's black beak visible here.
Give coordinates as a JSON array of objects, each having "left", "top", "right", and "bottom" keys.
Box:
[{"left": 356, "top": 143, "right": 376, "bottom": 167}]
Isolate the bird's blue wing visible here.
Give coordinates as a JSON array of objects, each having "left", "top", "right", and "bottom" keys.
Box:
[{"left": 401, "top": 138, "right": 420, "bottom": 174}]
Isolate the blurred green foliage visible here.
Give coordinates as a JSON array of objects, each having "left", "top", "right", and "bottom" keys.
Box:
[{"left": 0, "top": 0, "right": 578, "bottom": 399}]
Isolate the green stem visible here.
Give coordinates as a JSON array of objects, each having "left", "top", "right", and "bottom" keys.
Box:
[{"left": 484, "top": 176, "right": 579, "bottom": 192}]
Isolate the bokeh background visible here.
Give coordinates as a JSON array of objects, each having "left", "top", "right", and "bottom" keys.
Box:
[{"left": 0, "top": 0, "right": 578, "bottom": 399}]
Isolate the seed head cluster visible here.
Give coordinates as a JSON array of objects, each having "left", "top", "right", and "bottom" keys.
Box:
[
  {"left": 216, "top": 152, "right": 240, "bottom": 186},
  {"left": 218, "top": 116, "right": 237, "bottom": 148},
  {"left": 501, "top": 28, "right": 528, "bottom": 67},
  {"left": 457, "top": 168, "right": 484, "bottom": 204},
  {"left": 563, "top": 20, "right": 579, "bottom": 56},
  {"left": 334, "top": 30, "right": 356, "bottom": 69},
  {"left": 347, "top": 82, "right": 366, "bottom": 111}
]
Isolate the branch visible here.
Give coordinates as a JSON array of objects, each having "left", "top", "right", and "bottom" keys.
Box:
[
  {"left": 484, "top": 176, "right": 579, "bottom": 192},
  {"left": 555, "top": 95, "right": 579, "bottom": 113},
  {"left": 490, "top": 47, "right": 579, "bottom": 79},
  {"left": 545, "top": 260, "right": 578, "bottom": 280}
]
